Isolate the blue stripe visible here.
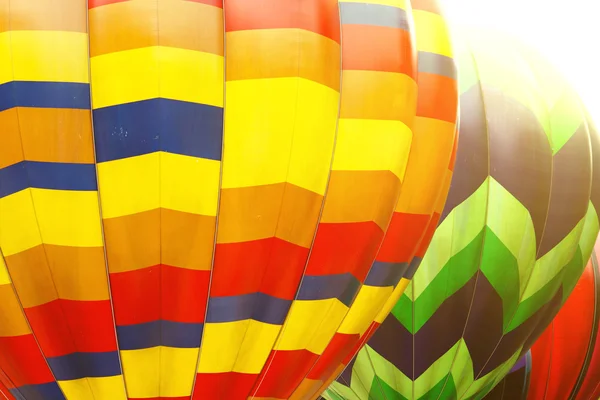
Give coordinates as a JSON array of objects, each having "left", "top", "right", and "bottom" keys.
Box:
[
  {"left": 404, "top": 257, "right": 422, "bottom": 279},
  {"left": 297, "top": 274, "right": 361, "bottom": 307},
  {"left": 116, "top": 320, "right": 204, "bottom": 350},
  {"left": 0, "top": 161, "right": 97, "bottom": 198},
  {"left": 364, "top": 261, "right": 409, "bottom": 287},
  {"left": 46, "top": 351, "right": 121, "bottom": 381},
  {"left": 92, "top": 98, "right": 223, "bottom": 163},
  {"left": 10, "top": 382, "right": 65, "bottom": 400},
  {"left": 206, "top": 293, "right": 292, "bottom": 325},
  {"left": 0, "top": 81, "right": 90, "bottom": 112}
]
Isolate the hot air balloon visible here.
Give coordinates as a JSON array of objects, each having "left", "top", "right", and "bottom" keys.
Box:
[
  {"left": 322, "top": 25, "right": 600, "bottom": 400},
  {"left": 483, "top": 353, "right": 531, "bottom": 400},
  {"left": 0, "top": 0, "right": 457, "bottom": 399},
  {"left": 483, "top": 237, "right": 600, "bottom": 400}
]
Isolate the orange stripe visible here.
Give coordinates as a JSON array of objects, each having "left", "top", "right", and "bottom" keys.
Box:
[
  {"left": 416, "top": 72, "right": 458, "bottom": 122},
  {"left": 341, "top": 24, "right": 415, "bottom": 76},
  {"left": 0, "top": 110, "right": 24, "bottom": 169},
  {"left": 0, "top": 0, "right": 87, "bottom": 33},
  {"left": 89, "top": 0, "right": 224, "bottom": 57},
  {"left": 0, "top": 285, "right": 30, "bottom": 337}
]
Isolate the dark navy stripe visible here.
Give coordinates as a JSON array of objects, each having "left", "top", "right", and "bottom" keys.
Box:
[
  {"left": 340, "top": 3, "right": 409, "bottom": 30},
  {"left": 0, "top": 81, "right": 90, "bottom": 112},
  {"left": 417, "top": 52, "right": 457, "bottom": 79},
  {"left": 116, "top": 320, "right": 204, "bottom": 350},
  {"left": 206, "top": 293, "right": 291, "bottom": 325},
  {"left": 46, "top": 351, "right": 121, "bottom": 381},
  {"left": 0, "top": 161, "right": 97, "bottom": 198},
  {"left": 364, "top": 261, "right": 409, "bottom": 287},
  {"left": 296, "top": 274, "right": 361, "bottom": 307},
  {"left": 404, "top": 256, "right": 423, "bottom": 279},
  {"left": 92, "top": 98, "right": 223, "bottom": 163},
  {"left": 10, "top": 382, "right": 65, "bottom": 400}
]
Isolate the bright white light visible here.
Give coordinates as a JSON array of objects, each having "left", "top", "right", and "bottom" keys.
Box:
[{"left": 442, "top": 0, "right": 600, "bottom": 127}]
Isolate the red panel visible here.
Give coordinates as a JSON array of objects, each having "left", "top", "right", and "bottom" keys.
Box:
[
  {"left": 252, "top": 349, "right": 320, "bottom": 398},
  {"left": 24, "top": 301, "right": 75, "bottom": 357},
  {"left": 341, "top": 25, "right": 415, "bottom": 76},
  {"left": 304, "top": 222, "right": 383, "bottom": 280},
  {"left": 416, "top": 73, "right": 459, "bottom": 123},
  {"left": 110, "top": 266, "right": 161, "bottom": 325},
  {"left": 61, "top": 300, "right": 118, "bottom": 353},
  {"left": 88, "top": 0, "right": 129, "bottom": 9},
  {"left": 377, "top": 212, "right": 430, "bottom": 263},
  {"left": 185, "top": 0, "right": 223, "bottom": 7},
  {"left": 130, "top": 397, "right": 190, "bottom": 400},
  {"left": 192, "top": 372, "right": 257, "bottom": 400},
  {"left": 575, "top": 327, "right": 600, "bottom": 400},
  {"left": 0, "top": 335, "right": 55, "bottom": 387},
  {"left": 528, "top": 261, "right": 595, "bottom": 400},
  {"left": 224, "top": 0, "right": 341, "bottom": 43},
  {"left": 161, "top": 266, "right": 210, "bottom": 323},
  {"left": 210, "top": 238, "right": 309, "bottom": 299},
  {"left": 306, "top": 332, "right": 358, "bottom": 381}
]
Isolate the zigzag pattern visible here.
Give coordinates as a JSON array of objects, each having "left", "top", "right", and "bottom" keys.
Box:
[{"left": 323, "top": 27, "right": 600, "bottom": 400}]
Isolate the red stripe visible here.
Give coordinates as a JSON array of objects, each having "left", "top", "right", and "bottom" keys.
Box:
[
  {"left": 130, "top": 398, "right": 190, "bottom": 400},
  {"left": 342, "top": 25, "right": 415, "bottom": 76},
  {"left": 88, "top": 0, "right": 128, "bottom": 9},
  {"left": 377, "top": 212, "right": 430, "bottom": 263},
  {"left": 306, "top": 332, "right": 358, "bottom": 380},
  {"left": 416, "top": 72, "right": 458, "bottom": 123},
  {"left": 161, "top": 266, "right": 210, "bottom": 323},
  {"left": 192, "top": 372, "right": 257, "bottom": 400},
  {"left": 304, "top": 222, "right": 383, "bottom": 281},
  {"left": 252, "top": 349, "right": 319, "bottom": 398},
  {"left": 0, "top": 335, "right": 55, "bottom": 387},
  {"left": 111, "top": 266, "right": 160, "bottom": 325},
  {"left": 224, "top": 0, "right": 341, "bottom": 43},
  {"left": 210, "top": 238, "right": 309, "bottom": 299},
  {"left": 24, "top": 301, "right": 74, "bottom": 357},
  {"left": 186, "top": 0, "right": 223, "bottom": 6}
]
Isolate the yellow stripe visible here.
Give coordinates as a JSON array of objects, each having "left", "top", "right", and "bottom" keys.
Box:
[
  {"left": 274, "top": 299, "right": 348, "bottom": 354},
  {"left": 90, "top": 46, "right": 224, "bottom": 109},
  {"left": 337, "top": 285, "right": 394, "bottom": 335},
  {"left": 120, "top": 347, "right": 198, "bottom": 398},
  {"left": 160, "top": 152, "right": 220, "bottom": 216},
  {"left": 197, "top": 320, "right": 280, "bottom": 373},
  {"left": 413, "top": 10, "right": 453, "bottom": 57},
  {"left": 0, "top": 31, "right": 89, "bottom": 85},
  {"left": 340, "top": 0, "right": 407, "bottom": 8},
  {"left": 58, "top": 376, "right": 127, "bottom": 400},
  {"left": 222, "top": 78, "right": 338, "bottom": 193},
  {"left": 0, "top": 190, "right": 42, "bottom": 256},
  {"left": 374, "top": 278, "right": 410, "bottom": 323},
  {"left": 332, "top": 119, "right": 412, "bottom": 179}
]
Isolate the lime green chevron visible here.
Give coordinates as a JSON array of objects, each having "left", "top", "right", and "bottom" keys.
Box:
[
  {"left": 412, "top": 179, "right": 489, "bottom": 301},
  {"left": 577, "top": 202, "right": 600, "bottom": 267},
  {"left": 547, "top": 87, "right": 586, "bottom": 154}
]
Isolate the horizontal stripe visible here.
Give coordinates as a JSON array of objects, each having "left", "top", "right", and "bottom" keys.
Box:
[
  {"left": 217, "top": 183, "right": 322, "bottom": 245},
  {"left": 0, "top": 161, "right": 97, "bottom": 198},
  {"left": 0, "top": 31, "right": 89, "bottom": 85},
  {"left": 90, "top": 46, "right": 223, "bottom": 109},
  {"left": 89, "top": 1, "right": 223, "bottom": 57},
  {"left": 0, "top": 108, "right": 94, "bottom": 166},
  {"left": 226, "top": 29, "right": 340, "bottom": 91},
  {"left": 413, "top": 10, "right": 452, "bottom": 57},
  {"left": 0, "top": 285, "right": 30, "bottom": 337},
  {"left": 88, "top": 0, "right": 129, "bottom": 8},
  {"left": 224, "top": 0, "right": 340, "bottom": 43},
  {"left": 404, "top": 256, "right": 422, "bottom": 279},
  {"left": 0, "top": 335, "right": 56, "bottom": 386},
  {"left": 58, "top": 375, "right": 127, "bottom": 400},
  {"left": 418, "top": 51, "right": 456, "bottom": 79},
  {"left": 416, "top": 74, "right": 458, "bottom": 122},
  {"left": 46, "top": 352, "right": 121, "bottom": 381},
  {"left": 411, "top": 0, "right": 442, "bottom": 13},
  {"left": 1, "top": 0, "right": 87, "bottom": 33},
  {"left": 0, "top": 81, "right": 90, "bottom": 112},
  {"left": 10, "top": 382, "right": 65, "bottom": 400},
  {"left": 340, "top": 2, "right": 409, "bottom": 29},
  {"left": 297, "top": 274, "right": 360, "bottom": 306},
  {"left": 341, "top": 0, "right": 408, "bottom": 6},
  {"left": 336, "top": 284, "right": 395, "bottom": 335},
  {"left": 364, "top": 261, "right": 408, "bottom": 286},
  {"left": 341, "top": 24, "right": 414, "bottom": 75},
  {"left": 193, "top": 371, "right": 265, "bottom": 398},
  {"left": 93, "top": 99, "right": 223, "bottom": 163},
  {"left": 116, "top": 321, "right": 203, "bottom": 350},
  {"left": 206, "top": 293, "right": 292, "bottom": 324}
]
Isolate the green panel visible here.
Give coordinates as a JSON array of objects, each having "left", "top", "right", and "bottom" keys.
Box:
[
  {"left": 391, "top": 292, "right": 413, "bottom": 331},
  {"left": 561, "top": 246, "right": 585, "bottom": 303},
  {"left": 370, "top": 377, "right": 408, "bottom": 400},
  {"left": 418, "top": 375, "right": 456, "bottom": 400}
]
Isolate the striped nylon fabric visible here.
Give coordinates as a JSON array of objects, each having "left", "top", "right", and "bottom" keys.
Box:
[
  {"left": 0, "top": 0, "right": 459, "bottom": 399},
  {"left": 0, "top": 0, "right": 125, "bottom": 399},
  {"left": 323, "top": 27, "right": 600, "bottom": 400}
]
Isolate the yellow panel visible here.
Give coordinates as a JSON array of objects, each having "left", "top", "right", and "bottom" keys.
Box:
[
  {"left": 197, "top": 319, "right": 279, "bottom": 373},
  {"left": 97, "top": 153, "right": 160, "bottom": 219},
  {"left": 413, "top": 10, "right": 453, "bottom": 57},
  {"left": 0, "top": 256, "right": 9, "bottom": 285},
  {"left": 337, "top": 285, "right": 394, "bottom": 335},
  {"left": 120, "top": 347, "right": 160, "bottom": 398},
  {"left": 159, "top": 347, "right": 199, "bottom": 397},
  {"left": 275, "top": 299, "right": 348, "bottom": 354},
  {"left": 160, "top": 152, "right": 220, "bottom": 216},
  {"left": 30, "top": 189, "right": 103, "bottom": 247},
  {"left": 0, "top": 31, "right": 89, "bottom": 85},
  {"left": 340, "top": 0, "right": 407, "bottom": 8},
  {"left": 375, "top": 278, "right": 410, "bottom": 323},
  {"left": 332, "top": 119, "right": 412, "bottom": 179},
  {"left": 59, "top": 376, "right": 127, "bottom": 400},
  {"left": 232, "top": 320, "right": 280, "bottom": 374},
  {"left": 221, "top": 78, "right": 339, "bottom": 194},
  {"left": 90, "top": 46, "right": 224, "bottom": 109},
  {"left": 0, "top": 189, "right": 42, "bottom": 256}
]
